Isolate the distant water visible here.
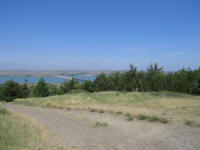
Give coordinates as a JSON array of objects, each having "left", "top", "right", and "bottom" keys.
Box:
[{"left": 0, "top": 75, "right": 96, "bottom": 84}]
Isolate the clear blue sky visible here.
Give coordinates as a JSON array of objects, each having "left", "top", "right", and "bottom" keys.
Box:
[{"left": 0, "top": 0, "right": 199, "bottom": 70}]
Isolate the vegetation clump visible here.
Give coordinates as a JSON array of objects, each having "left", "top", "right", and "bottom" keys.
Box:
[
  {"left": 137, "top": 114, "right": 168, "bottom": 124},
  {"left": 185, "top": 120, "right": 200, "bottom": 127},
  {"left": 0, "top": 80, "right": 30, "bottom": 102},
  {"left": 137, "top": 114, "right": 148, "bottom": 120},
  {"left": 99, "top": 110, "right": 105, "bottom": 113},
  {"left": 116, "top": 111, "right": 123, "bottom": 115},
  {"left": 125, "top": 113, "right": 134, "bottom": 121},
  {"left": 95, "top": 121, "right": 108, "bottom": 127},
  {"left": 33, "top": 78, "right": 49, "bottom": 97},
  {"left": 89, "top": 108, "right": 97, "bottom": 112}
]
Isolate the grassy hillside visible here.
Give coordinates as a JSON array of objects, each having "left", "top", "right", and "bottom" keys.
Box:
[{"left": 14, "top": 91, "right": 200, "bottom": 126}]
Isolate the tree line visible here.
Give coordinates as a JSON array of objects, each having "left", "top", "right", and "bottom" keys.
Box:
[{"left": 0, "top": 63, "right": 200, "bottom": 102}]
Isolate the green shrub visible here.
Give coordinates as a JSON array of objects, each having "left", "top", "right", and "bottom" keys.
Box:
[
  {"left": 137, "top": 114, "right": 168, "bottom": 124},
  {"left": 89, "top": 108, "right": 97, "bottom": 112},
  {"left": 116, "top": 111, "right": 123, "bottom": 115},
  {"left": 95, "top": 121, "right": 108, "bottom": 127},
  {"left": 137, "top": 114, "right": 148, "bottom": 120},
  {"left": 125, "top": 113, "right": 134, "bottom": 121},
  {"left": 60, "top": 78, "right": 79, "bottom": 93},
  {"left": 185, "top": 120, "right": 200, "bottom": 127},
  {"left": 0, "top": 80, "right": 25, "bottom": 102},
  {"left": 147, "top": 115, "right": 168, "bottom": 124},
  {"left": 99, "top": 110, "right": 104, "bottom": 113},
  {"left": 33, "top": 78, "right": 49, "bottom": 97}
]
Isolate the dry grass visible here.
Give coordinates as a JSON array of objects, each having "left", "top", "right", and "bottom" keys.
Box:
[
  {"left": 14, "top": 91, "right": 200, "bottom": 125},
  {"left": 0, "top": 107, "right": 42, "bottom": 150},
  {"left": 0, "top": 102, "right": 77, "bottom": 150}
]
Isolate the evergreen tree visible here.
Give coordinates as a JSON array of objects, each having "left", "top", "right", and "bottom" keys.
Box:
[
  {"left": 0, "top": 80, "right": 22, "bottom": 102},
  {"left": 146, "top": 63, "right": 165, "bottom": 91},
  {"left": 33, "top": 78, "right": 49, "bottom": 97},
  {"left": 19, "top": 83, "right": 30, "bottom": 98},
  {"left": 94, "top": 73, "right": 112, "bottom": 91},
  {"left": 81, "top": 80, "right": 95, "bottom": 92},
  {"left": 60, "top": 78, "right": 79, "bottom": 93}
]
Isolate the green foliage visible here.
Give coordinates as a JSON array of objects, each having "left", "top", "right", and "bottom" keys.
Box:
[
  {"left": 33, "top": 78, "right": 49, "bottom": 97},
  {"left": 146, "top": 63, "right": 165, "bottom": 91},
  {"left": 19, "top": 83, "right": 30, "bottom": 98},
  {"left": 137, "top": 114, "right": 168, "bottom": 124},
  {"left": 116, "top": 111, "right": 123, "bottom": 115},
  {"left": 0, "top": 63, "right": 199, "bottom": 100},
  {"left": 95, "top": 121, "right": 108, "bottom": 127},
  {"left": 89, "top": 108, "right": 97, "bottom": 112},
  {"left": 60, "top": 78, "right": 79, "bottom": 93},
  {"left": 48, "top": 85, "right": 64, "bottom": 96},
  {"left": 94, "top": 73, "right": 112, "bottom": 91},
  {"left": 99, "top": 110, "right": 104, "bottom": 113},
  {"left": 0, "top": 80, "right": 28, "bottom": 102},
  {"left": 85, "top": 63, "right": 200, "bottom": 95},
  {"left": 185, "top": 120, "right": 200, "bottom": 127},
  {"left": 81, "top": 80, "right": 95, "bottom": 92},
  {"left": 124, "top": 113, "right": 134, "bottom": 121},
  {"left": 137, "top": 114, "right": 148, "bottom": 120}
]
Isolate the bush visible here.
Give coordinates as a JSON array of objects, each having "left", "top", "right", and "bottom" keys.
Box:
[
  {"left": 19, "top": 83, "right": 30, "bottom": 98},
  {"left": 33, "top": 78, "right": 49, "bottom": 97},
  {"left": 94, "top": 73, "right": 113, "bottom": 91},
  {"left": 60, "top": 78, "right": 79, "bottom": 93},
  {"left": 81, "top": 80, "right": 95, "bottom": 92},
  {"left": 0, "top": 80, "right": 24, "bottom": 102},
  {"left": 95, "top": 121, "right": 108, "bottom": 127}
]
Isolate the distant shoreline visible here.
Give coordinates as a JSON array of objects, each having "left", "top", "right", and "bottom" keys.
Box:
[{"left": 55, "top": 75, "right": 72, "bottom": 80}]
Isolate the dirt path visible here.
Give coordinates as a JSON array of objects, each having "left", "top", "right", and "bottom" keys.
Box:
[{"left": 6, "top": 104, "right": 200, "bottom": 150}]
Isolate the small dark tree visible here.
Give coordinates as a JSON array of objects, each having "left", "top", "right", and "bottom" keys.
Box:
[
  {"left": 60, "top": 78, "right": 79, "bottom": 93},
  {"left": 33, "top": 78, "right": 49, "bottom": 97},
  {"left": 146, "top": 63, "right": 165, "bottom": 91},
  {"left": 0, "top": 80, "right": 22, "bottom": 102},
  {"left": 109, "top": 72, "right": 121, "bottom": 91},
  {"left": 81, "top": 80, "right": 95, "bottom": 92},
  {"left": 94, "top": 73, "right": 112, "bottom": 91},
  {"left": 19, "top": 83, "right": 30, "bottom": 98}
]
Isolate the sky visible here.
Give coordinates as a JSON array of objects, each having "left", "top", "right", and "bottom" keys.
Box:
[{"left": 0, "top": 0, "right": 200, "bottom": 71}]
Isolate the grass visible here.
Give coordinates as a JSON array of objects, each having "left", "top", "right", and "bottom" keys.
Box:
[
  {"left": 99, "top": 110, "right": 105, "bottom": 113},
  {"left": 184, "top": 120, "right": 200, "bottom": 127},
  {"left": 137, "top": 114, "right": 148, "bottom": 120},
  {"left": 89, "top": 108, "right": 97, "bottom": 112},
  {"left": 124, "top": 113, "right": 134, "bottom": 121},
  {"left": 148, "top": 116, "right": 169, "bottom": 124},
  {"left": 116, "top": 111, "right": 123, "bottom": 115},
  {"left": 14, "top": 91, "right": 200, "bottom": 125},
  {"left": 0, "top": 102, "right": 77, "bottom": 150},
  {"left": 0, "top": 104, "right": 42, "bottom": 150},
  {"left": 0, "top": 105, "right": 10, "bottom": 115},
  {"left": 137, "top": 114, "right": 168, "bottom": 124},
  {"left": 95, "top": 121, "right": 108, "bottom": 127}
]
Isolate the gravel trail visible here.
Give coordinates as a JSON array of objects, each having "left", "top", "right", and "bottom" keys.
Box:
[{"left": 6, "top": 104, "right": 200, "bottom": 150}]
